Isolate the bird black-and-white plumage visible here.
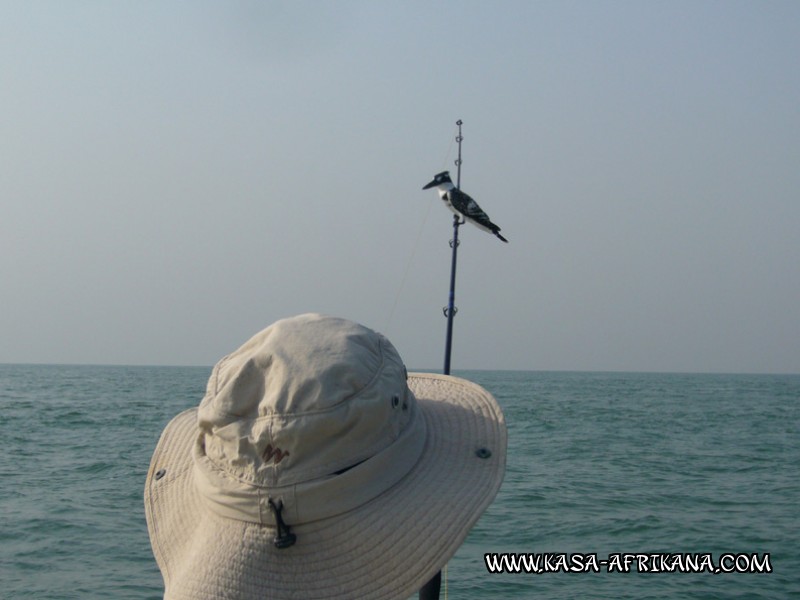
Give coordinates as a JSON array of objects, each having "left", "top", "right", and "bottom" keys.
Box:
[{"left": 422, "top": 171, "right": 508, "bottom": 243}]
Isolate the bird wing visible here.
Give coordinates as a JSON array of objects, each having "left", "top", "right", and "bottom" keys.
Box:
[
  {"left": 445, "top": 188, "right": 508, "bottom": 242},
  {"left": 450, "top": 189, "right": 495, "bottom": 228}
]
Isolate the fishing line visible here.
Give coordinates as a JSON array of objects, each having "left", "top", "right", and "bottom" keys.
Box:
[
  {"left": 383, "top": 192, "right": 435, "bottom": 333},
  {"left": 439, "top": 124, "right": 458, "bottom": 171}
]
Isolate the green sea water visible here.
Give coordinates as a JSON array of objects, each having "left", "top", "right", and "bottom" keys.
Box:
[{"left": 1, "top": 365, "right": 798, "bottom": 599}]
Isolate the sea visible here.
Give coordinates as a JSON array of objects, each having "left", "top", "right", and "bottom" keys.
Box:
[{"left": 1, "top": 365, "right": 798, "bottom": 599}]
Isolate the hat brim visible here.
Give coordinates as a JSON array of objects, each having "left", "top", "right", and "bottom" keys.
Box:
[{"left": 145, "top": 373, "right": 506, "bottom": 600}]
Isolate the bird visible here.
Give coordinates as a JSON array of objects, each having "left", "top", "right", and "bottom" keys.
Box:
[{"left": 422, "top": 171, "right": 508, "bottom": 243}]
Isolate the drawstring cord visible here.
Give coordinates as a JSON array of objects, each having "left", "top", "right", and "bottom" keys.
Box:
[{"left": 268, "top": 499, "right": 297, "bottom": 549}]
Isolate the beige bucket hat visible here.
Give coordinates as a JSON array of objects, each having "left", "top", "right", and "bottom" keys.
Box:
[{"left": 144, "top": 313, "right": 506, "bottom": 599}]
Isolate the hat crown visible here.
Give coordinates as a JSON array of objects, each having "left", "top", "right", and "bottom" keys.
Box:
[{"left": 197, "top": 314, "right": 413, "bottom": 488}]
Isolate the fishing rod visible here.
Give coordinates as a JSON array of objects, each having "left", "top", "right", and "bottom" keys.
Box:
[
  {"left": 442, "top": 119, "right": 464, "bottom": 376},
  {"left": 419, "top": 119, "right": 464, "bottom": 600}
]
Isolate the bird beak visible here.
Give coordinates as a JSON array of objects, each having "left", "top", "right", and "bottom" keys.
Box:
[{"left": 422, "top": 178, "right": 437, "bottom": 190}]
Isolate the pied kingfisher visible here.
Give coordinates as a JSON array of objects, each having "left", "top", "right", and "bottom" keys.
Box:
[{"left": 422, "top": 171, "right": 508, "bottom": 243}]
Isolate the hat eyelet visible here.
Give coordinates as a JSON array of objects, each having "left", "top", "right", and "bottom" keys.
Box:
[
  {"left": 155, "top": 468, "right": 167, "bottom": 480},
  {"left": 391, "top": 395, "right": 400, "bottom": 409},
  {"left": 475, "top": 448, "right": 492, "bottom": 459}
]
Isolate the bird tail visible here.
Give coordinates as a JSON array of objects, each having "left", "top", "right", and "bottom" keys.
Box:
[{"left": 495, "top": 231, "right": 509, "bottom": 243}]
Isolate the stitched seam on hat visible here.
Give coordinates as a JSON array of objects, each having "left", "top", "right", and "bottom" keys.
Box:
[
  {"left": 210, "top": 338, "right": 393, "bottom": 421},
  {"left": 279, "top": 335, "right": 391, "bottom": 416},
  {"left": 211, "top": 355, "right": 229, "bottom": 396},
  {"left": 333, "top": 335, "right": 388, "bottom": 408},
  {"left": 204, "top": 342, "right": 391, "bottom": 422}
]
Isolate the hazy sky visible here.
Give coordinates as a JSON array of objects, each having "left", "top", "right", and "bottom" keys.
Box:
[{"left": 2, "top": 1, "right": 799, "bottom": 373}]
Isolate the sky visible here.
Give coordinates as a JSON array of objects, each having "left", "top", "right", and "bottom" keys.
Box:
[{"left": 2, "top": 1, "right": 799, "bottom": 373}]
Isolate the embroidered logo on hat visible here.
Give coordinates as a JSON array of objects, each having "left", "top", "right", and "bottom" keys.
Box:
[{"left": 262, "top": 444, "right": 290, "bottom": 465}]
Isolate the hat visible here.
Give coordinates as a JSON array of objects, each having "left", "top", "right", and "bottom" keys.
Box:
[{"left": 144, "top": 313, "right": 506, "bottom": 599}]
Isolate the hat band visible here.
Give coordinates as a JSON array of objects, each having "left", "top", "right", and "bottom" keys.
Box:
[{"left": 193, "top": 402, "right": 427, "bottom": 526}]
